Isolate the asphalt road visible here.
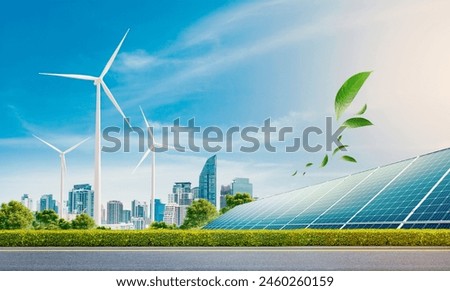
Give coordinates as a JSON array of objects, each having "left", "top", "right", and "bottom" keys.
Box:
[{"left": 0, "top": 247, "right": 449, "bottom": 271}]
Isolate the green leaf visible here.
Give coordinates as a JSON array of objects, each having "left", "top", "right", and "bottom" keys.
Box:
[
  {"left": 332, "top": 145, "right": 349, "bottom": 156},
  {"left": 292, "top": 170, "right": 298, "bottom": 176},
  {"left": 335, "top": 71, "right": 372, "bottom": 120},
  {"left": 357, "top": 104, "right": 367, "bottom": 115},
  {"left": 342, "top": 117, "right": 373, "bottom": 128},
  {"left": 320, "top": 154, "right": 329, "bottom": 168},
  {"left": 338, "top": 135, "right": 343, "bottom": 142},
  {"left": 305, "top": 162, "right": 313, "bottom": 168},
  {"left": 342, "top": 155, "right": 357, "bottom": 163}
]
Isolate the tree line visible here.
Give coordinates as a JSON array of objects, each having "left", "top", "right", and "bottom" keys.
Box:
[
  {"left": 0, "top": 201, "right": 95, "bottom": 230},
  {"left": 1, "top": 193, "right": 254, "bottom": 230}
]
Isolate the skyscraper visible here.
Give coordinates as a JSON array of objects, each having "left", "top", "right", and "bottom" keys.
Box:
[
  {"left": 163, "top": 203, "right": 179, "bottom": 226},
  {"left": 21, "top": 194, "right": 33, "bottom": 211},
  {"left": 220, "top": 185, "right": 232, "bottom": 209},
  {"left": 131, "top": 200, "right": 147, "bottom": 219},
  {"left": 154, "top": 199, "right": 166, "bottom": 222},
  {"left": 191, "top": 187, "right": 199, "bottom": 199},
  {"left": 131, "top": 200, "right": 148, "bottom": 229},
  {"left": 122, "top": 209, "right": 131, "bottom": 223},
  {"left": 68, "top": 184, "right": 94, "bottom": 218},
  {"left": 231, "top": 178, "right": 253, "bottom": 197},
  {"left": 39, "top": 194, "right": 58, "bottom": 213},
  {"left": 173, "top": 182, "right": 193, "bottom": 206},
  {"left": 107, "top": 200, "right": 123, "bottom": 224},
  {"left": 199, "top": 155, "right": 217, "bottom": 208}
]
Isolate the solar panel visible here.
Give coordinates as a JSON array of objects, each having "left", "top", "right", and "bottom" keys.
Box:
[
  {"left": 204, "top": 148, "right": 450, "bottom": 230},
  {"left": 402, "top": 166, "right": 450, "bottom": 228},
  {"left": 311, "top": 159, "right": 413, "bottom": 227},
  {"left": 346, "top": 149, "right": 450, "bottom": 228}
]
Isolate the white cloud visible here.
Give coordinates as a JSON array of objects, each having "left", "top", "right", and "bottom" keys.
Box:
[{"left": 116, "top": 50, "right": 158, "bottom": 71}]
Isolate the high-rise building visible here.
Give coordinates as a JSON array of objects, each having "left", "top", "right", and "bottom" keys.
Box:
[
  {"left": 231, "top": 178, "right": 253, "bottom": 197},
  {"left": 199, "top": 155, "right": 217, "bottom": 208},
  {"left": 131, "top": 200, "right": 147, "bottom": 219},
  {"left": 173, "top": 182, "right": 193, "bottom": 206},
  {"left": 21, "top": 194, "right": 33, "bottom": 211},
  {"left": 163, "top": 203, "right": 179, "bottom": 226},
  {"left": 122, "top": 210, "right": 131, "bottom": 223},
  {"left": 39, "top": 194, "right": 58, "bottom": 213},
  {"left": 191, "top": 187, "right": 199, "bottom": 199},
  {"left": 154, "top": 199, "right": 166, "bottom": 222},
  {"left": 107, "top": 200, "right": 123, "bottom": 224},
  {"left": 68, "top": 184, "right": 94, "bottom": 218},
  {"left": 220, "top": 185, "right": 232, "bottom": 209},
  {"left": 131, "top": 217, "right": 145, "bottom": 230}
]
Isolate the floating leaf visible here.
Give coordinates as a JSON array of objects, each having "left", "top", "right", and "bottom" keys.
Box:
[
  {"left": 357, "top": 104, "right": 367, "bottom": 115},
  {"left": 332, "top": 145, "right": 349, "bottom": 156},
  {"left": 338, "top": 135, "right": 343, "bottom": 142},
  {"left": 342, "top": 155, "right": 357, "bottom": 163},
  {"left": 292, "top": 170, "right": 298, "bottom": 176},
  {"left": 342, "top": 117, "right": 373, "bottom": 128},
  {"left": 305, "top": 162, "right": 313, "bottom": 168},
  {"left": 335, "top": 71, "right": 372, "bottom": 120},
  {"left": 320, "top": 154, "right": 329, "bottom": 168}
]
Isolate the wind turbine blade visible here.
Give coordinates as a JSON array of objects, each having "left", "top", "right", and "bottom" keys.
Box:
[
  {"left": 100, "top": 29, "right": 130, "bottom": 79},
  {"left": 64, "top": 137, "right": 90, "bottom": 154},
  {"left": 101, "top": 81, "right": 131, "bottom": 127},
  {"left": 39, "top": 73, "right": 97, "bottom": 81},
  {"left": 139, "top": 106, "right": 155, "bottom": 143},
  {"left": 139, "top": 106, "right": 150, "bottom": 129},
  {"left": 33, "top": 135, "right": 62, "bottom": 153},
  {"left": 132, "top": 149, "right": 151, "bottom": 174}
]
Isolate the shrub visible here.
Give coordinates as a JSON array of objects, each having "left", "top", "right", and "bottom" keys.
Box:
[{"left": 0, "top": 229, "right": 449, "bottom": 247}]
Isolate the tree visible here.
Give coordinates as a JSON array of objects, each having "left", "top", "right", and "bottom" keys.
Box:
[
  {"left": 181, "top": 199, "right": 218, "bottom": 229},
  {"left": 58, "top": 218, "right": 72, "bottom": 230},
  {"left": 33, "top": 209, "right": 60, "bottom": 230},
  {"left": 71, "top": 213, "right": 95, "bottom": 229},
  {"left": 0, "top": 200, "right": 34, "bottom": 229},
  {"left": 221, "top": 193, "right": 254, "bottom": 214},
  {"left": 149, "top": 221, "right": 177, "bottom": 229}
]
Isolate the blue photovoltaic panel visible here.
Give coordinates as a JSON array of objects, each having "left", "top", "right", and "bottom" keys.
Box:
[
  {"left": 244, "top": 186, "right": 315, "bottom": 229},
  {"left": 347, "top": 149, "right": 450, "bottom": 226},
  {"left": 311, "top": 159, "right": 413, "bottom": 226},
  {"left": 406, "top": 170, "right": 450, "bottom": 223},
  {"left": 203, "top": 148, "right": 450, "bottom": 230},
  {"left": 287, "top": 170, "right": 373, "bottom": 226},
  {"left": 268, "top": 180, "right": 341, "bottom": 227}
]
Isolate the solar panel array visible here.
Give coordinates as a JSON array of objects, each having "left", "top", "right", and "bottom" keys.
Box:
[{"left": 205, "top": 148, "right": 450, "bottom": 229}]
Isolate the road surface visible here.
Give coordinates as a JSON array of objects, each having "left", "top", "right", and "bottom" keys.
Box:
[{"left": 0, "top": 247, "right": 449, "bottom": 271}]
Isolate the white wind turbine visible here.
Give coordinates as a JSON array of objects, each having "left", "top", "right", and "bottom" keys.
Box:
[
  {"left": 133, "top": 106, "right": 176, "bottom": 223},
  {"left": 40, "top": 30, "right": 130, "bottom": 225},
  {"left": 34, "top": 135, "right": 89, "bottom": 219}
]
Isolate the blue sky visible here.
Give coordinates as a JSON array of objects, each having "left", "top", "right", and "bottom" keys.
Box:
[{"left": 1, "top": 0, "right": 449, "bottom": 209}]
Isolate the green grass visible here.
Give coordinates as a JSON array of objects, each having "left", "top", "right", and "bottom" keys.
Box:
[{"left": 0, "top": 229, "right": 449, "bottom": 247}]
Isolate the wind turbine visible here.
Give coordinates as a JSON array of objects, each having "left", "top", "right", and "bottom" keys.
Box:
[
  {"left": 33, "top": 135, "right": 89, "bottom": 219},
  {"left": 40, "top": 29, "right": 130, "bottom": 225},
  {"left": 133, "top": 106, "right": 176, "bottom": 224}
]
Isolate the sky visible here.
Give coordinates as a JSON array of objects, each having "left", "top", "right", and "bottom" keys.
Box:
[{"left": 1, "top": 0, "right": 449, "bottom": 209}]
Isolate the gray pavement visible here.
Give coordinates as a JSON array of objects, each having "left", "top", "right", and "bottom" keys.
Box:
[{"left": 0, "top": 247, "right": 449, "bottom": 271}]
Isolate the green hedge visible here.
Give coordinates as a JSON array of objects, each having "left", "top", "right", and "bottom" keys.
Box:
[{"left": 0, "top": 229, "right": 449, "bottom": 247}]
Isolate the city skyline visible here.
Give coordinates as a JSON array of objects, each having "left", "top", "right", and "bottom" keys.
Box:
[{"left": 1, "top": 0, "right": 450, "bottom": 208}]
